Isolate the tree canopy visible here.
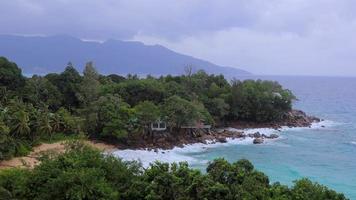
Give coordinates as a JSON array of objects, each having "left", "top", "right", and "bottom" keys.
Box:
[
  {"left": 0, "top": 57, "right": 298, "bottom": 161},
  {"left": 0, "top": 143, "right": 348, "bottom": 200},
  {"left": 0, "top": 57, "right": 348, "bottom": 199}
]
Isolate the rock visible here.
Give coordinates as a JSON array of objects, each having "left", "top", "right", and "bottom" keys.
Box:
[
  {"left": 235, "top": 132, "right": 244, "bottom": 138},
  {"left": 253, "top": 138, "right": 264, "bottom": 144},
  {"left": 269, "top": 134, "right": 279, "bottom": 139},
  {"left": 253, "top": 132, "right": 261, "bottom": 138},
  {"left": 156, "top": 138, "right": 166, "bottom": 144},
  {"left": 217, "top": 137, "right": 227, "bottom": 143}
]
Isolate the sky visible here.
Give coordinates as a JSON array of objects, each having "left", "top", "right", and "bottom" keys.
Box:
[{"left": 0, "top": 0, "right": 356, "bottom": 76}]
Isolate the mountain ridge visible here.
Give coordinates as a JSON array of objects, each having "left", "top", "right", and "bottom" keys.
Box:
[{"left": 0, "top": 35, "right": 251, "bottom": 76}]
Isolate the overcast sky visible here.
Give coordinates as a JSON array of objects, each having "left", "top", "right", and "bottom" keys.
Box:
[{"left": 1, "top": 0, "right": 356, "bottom": 76}]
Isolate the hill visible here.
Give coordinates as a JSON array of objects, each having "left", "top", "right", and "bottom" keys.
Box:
[{"left": 0, "top": 35, "right": 250, "bottom": 76}]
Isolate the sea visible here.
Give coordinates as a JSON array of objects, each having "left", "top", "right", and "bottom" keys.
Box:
[{"left": 113, "top": 76, "right": 356, "bottom": 199}]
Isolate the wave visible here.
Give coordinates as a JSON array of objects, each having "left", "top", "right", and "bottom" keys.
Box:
[
  {"left": 112, "top": 137, "right": 255, "bottom": 168},
  {"left": 112, "top": 119, "right": 340, "bottom": 167},
  {"left": 227, "top": 120, "right": 340, "bottom": 136},
  {"left": 112, "top": 149, "right": 198, "bottom": 168}
]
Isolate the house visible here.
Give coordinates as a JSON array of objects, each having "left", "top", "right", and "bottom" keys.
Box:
[
  {"left": 150, "top": 119, "right": 212, "bottom": 132},
  {"left": 150, "top": 119, "right": 167, "bottom": 131}
]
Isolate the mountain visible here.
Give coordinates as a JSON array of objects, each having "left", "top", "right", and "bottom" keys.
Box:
[{"left": 0, "top": 35, "right": 250, "bottom": 76}]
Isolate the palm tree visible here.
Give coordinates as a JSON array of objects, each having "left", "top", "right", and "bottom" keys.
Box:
[
  {"left": 38, "top": 112, "right": 53, "bottom": 141},
  {"left": 50, "top": 113, "right": 62, "bottom": 133},
  {"left": 11, "top": 110, "right": 31, "bottom": 139}
]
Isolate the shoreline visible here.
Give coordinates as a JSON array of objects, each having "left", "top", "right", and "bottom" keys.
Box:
[
  {"left": 113, "top": 109, "right": 321, "bottom": 150},
  {"left": 112, "top": 119, "right": 332, "bottom": 168},
  {"left": 0, "top": 110, "right": 320, "bottom": 170}
]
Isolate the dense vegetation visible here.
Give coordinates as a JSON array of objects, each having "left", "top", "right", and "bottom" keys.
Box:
[
  {"left": 0, "top": 142, "right": 348, "bottom": 200},
  {"left": 0, "top": 56, "right": 296, "bottom": 160},
  {"left": 0, "top": 57, "right": 348, "bottom": 199}
]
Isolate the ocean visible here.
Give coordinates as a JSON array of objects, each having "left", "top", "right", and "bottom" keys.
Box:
[{"left": 113, "top": 76, "right": 356, "bottom": 199}]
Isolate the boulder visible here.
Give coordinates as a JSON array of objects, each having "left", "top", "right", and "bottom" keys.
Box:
[
  {"left": 235, "top": 132, "right": 244, "bottom": 138},
  {"left": 253, "top": 138, "right": 264, "bottom": 144},
  {"left": 217, "top": 137, "right": 227, "bottom": 143},
  {"left": 253, "top": 132, "right": 261, "bottom": 138},
  {"left": 269, "top": 134, "right": 279, "bottom": 139},
  {"left": 156, "top": 138, "right": 166, "bottom": 144}
]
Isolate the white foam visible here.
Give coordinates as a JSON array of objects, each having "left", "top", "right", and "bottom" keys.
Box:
[
  {"left": 112, "top": 137, "right": 256, "bottom": 167},
  {"left": 112, "top": 120, "right": 340, "bottom": 167},
  {"left": 279, "top": 120, "right": 340, "bottom": 132},
  {"left": 112, "top": 148, "right": 197, "bottom": 168}
]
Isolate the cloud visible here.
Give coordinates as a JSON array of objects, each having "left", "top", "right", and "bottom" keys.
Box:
[{"left": 0, "top": 0, "right": 356, "bottom": 76}]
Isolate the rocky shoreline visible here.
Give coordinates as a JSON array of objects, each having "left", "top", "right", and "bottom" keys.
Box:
[{"left": 113, "top": 110, "right": 321, "bottom": 150}]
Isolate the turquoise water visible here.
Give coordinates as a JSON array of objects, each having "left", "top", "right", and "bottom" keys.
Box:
[{"left": 185, "top": 76, "right": 356, "bottom": 199}]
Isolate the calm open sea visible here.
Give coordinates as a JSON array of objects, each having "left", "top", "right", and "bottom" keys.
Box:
[{"left": 114, "top": 76, "right": 356, "bottom": 199}]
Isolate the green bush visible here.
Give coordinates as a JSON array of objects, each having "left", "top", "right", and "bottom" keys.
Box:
[
  {"left": 231, "top": 80, "right": 296, "bottom": 122},
  {"left": 0, "top": 145, "right": 348, "bottom": 200}
]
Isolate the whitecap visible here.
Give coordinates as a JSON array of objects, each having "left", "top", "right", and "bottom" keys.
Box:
[
  {"left": 112, "top": 148, "right": 198, "bottom": 168},
  {"left": 112, "top": 119, "right": 340, "bottom": 167},
  {"left": 112, "top": 137, "right": 256, "bottom": 167}
]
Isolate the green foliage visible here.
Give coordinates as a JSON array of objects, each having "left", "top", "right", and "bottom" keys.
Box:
[
  {"left": 0, "top": 120, "right": 16, "bottom": 160},
  {"left": 231, "top": 79, "right": 296, "bottom": 122},
  {"left": 0, "top": 58, "right": 295, "bottom": 164},
  {"left": 0, "top": 168, "right": 30, "bottom": 199},
  {"left": 0, "top": 57, "right": 298, "bottom": 147},
  {"left": 0, "top": 57, "right": 25, "bottom": 91},
  {"left": 291, "top": 179, "right": 347, "bottom": 200},
  {"left": 22, "top": 75, "right": 63, "bottom": 110},
  {"left": 135, "top": 101, "right": 160, "bottom": 132},
  {"left": 76, "top": 62, "right": 101, "bottom": 134},
  {"left": 51, "top": 63, "right": 82, "bottom": 110},
  {"left": 103, "top": 78, "right": 166, "bottom": 106},
  {"left": 163, "top": 96, "right": 212, "bottom": 128},
  {"left": 0, "top": 146, "right": 347, "bottom": 199},
  {"left": 95, "top": 94, "right": 136, "bottom": 139}
]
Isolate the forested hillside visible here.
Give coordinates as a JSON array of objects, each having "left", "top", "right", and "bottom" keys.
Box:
[{"left": 1, "top": 57, "right": 294, "bottom": 160}]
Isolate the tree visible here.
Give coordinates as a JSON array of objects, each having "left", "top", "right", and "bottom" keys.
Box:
[
  {"left": 107, "top": 74, "right": 126, "bottom": 83},
  {"left": 55, "top": 107, "right": 83, "bottom": 134},
  {"left": 230, "top": 80, "right": 296, "bottom": 122},
  {"left": 0, "top": 119, "right": 16, "bottom": 160},
  {"left": 206, "top": 98, "right": 230, "bottom": 122},
  {"left": 10, "top": 110, "right": 31, "bottom": 139},
  {"left": 77, "top": 62, "right": 101, "bottom": 134},
  {"left": 291, "top": 179, "right": 347, "bottom": 200},
  {"left": 163, "top": 96, "right": 212, "bottom": 129},
  {"left": 0, "top": 57, "right": 25, "bottom": 91},
  {"left": 37, "top": 110, "right": 53, "bottom": 140},
  {"left": 0, "top": 146, "right": 349, "bottom": 200},
  {"left": 77, "top": 61, "right": 100, "bottom": 106},
  {"left": 134, "top": 101, "right": 160, "bottom": 134},
  {"left": 96, "top": 95, "right": 136, "bottom": 140},
  {"left": 56, "top": 63, "right": 82, "bottom": 110},
  {"left": 22, "top": 76, "right": 63, "bottom": 110},
  {"left": 104, "top": 79, "right": 166, "bottom": 106}
]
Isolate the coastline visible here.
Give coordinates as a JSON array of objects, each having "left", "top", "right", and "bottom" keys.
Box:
[
  {"left": 112, "top": 119, "right": 332, "bottom": 168},
  {"left": 113, "top": 109, "right": 321, "bottom": 150},
  {"left": 0, "top": 110, "right": 320, "bottom": 170}
]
